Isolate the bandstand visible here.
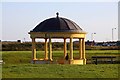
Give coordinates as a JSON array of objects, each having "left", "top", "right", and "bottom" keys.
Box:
[{"left": 29, "top": 13, "right": 87, "bottom": 65}]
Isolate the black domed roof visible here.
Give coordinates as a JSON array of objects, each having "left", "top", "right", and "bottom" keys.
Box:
[{"left": 31, "top": 13, "right": 84, "bottom": 33}]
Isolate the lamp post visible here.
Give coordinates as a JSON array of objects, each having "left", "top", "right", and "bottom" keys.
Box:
[
  {"left": 112, "top": 28, "right": 116, "bottom": 41},
  {"left": 91, "top": 33, "right": 96, "bottom": 41}
]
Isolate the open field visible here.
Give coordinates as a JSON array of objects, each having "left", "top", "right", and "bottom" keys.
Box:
[
  {"left": 1, "top": 50, "right": 120, "bottom": 78},
  {"left": 2, "top": 64, "right": 119, "bottom": 78}
]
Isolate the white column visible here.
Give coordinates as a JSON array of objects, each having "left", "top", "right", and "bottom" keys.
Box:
[
  {"left": 79, "top": 38, "right": 82, "bottom": 59},
  {"left": 32, "top": 38, "right": 36, "bottom": 60},
  {"left": 70, "top": 38, "right": 73, "bottom": 60},
  {"left": 48, "top": 36, "right": 53, "bottom": 61},
  {"left": 64, "top": 38, "right": 67, "bottom": 58},
  {"left": 44, "top": 38, "right": 48, "bottom": 60},
  {"left": 82, "top": 38, "right": 85, "bottom": 59},
  {"left": 82, "top": 38, "right": 86, "bottom": 64}
]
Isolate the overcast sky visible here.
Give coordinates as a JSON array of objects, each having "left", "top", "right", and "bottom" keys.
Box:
[{"left": 1, "top": 1, "right": 119, "bottom": 42}]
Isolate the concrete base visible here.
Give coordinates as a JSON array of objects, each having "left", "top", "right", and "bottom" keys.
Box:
[
  {"left": 31, "top": 59, "right": 86, "bottom": 65},
  {"left": 70, "top": 59, "right": 86, "bottom": 65}
]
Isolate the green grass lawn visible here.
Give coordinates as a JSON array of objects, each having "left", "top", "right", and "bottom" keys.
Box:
[
  {"left": 2, "top": 64, "right": 119, "bottom": 78},
  {"left": 1, "top": 50, "right": 120, "bottom": 78}
]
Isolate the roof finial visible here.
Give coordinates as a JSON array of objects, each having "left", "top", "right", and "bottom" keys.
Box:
[{"left": 56, "top": 12, "right": 59, "bottom": 17}]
